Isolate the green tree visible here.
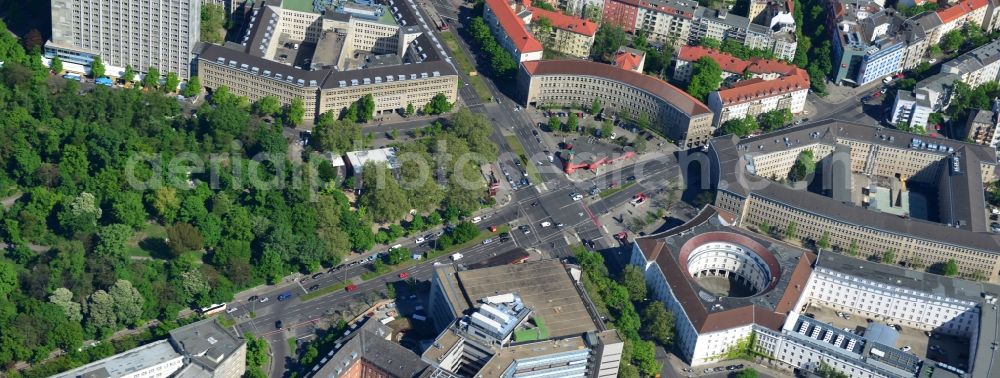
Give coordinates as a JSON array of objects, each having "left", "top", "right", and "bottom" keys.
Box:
[
  {"left": 406, "top": 102, "right": 415, "bottom": 116},
  {"left": 697, "top": 37, "right": 721, "bottom": 49},
  {"left": 182, "top": 76, "right": 201, "bottom": 98},
  {"left": 166, "top": 222, "right": 204, "bottom": 257},
  {"left": 789, "top": 149, "right": 816, "bottom": 181},
  {"left": 566, "top": 112, "right": 578, "bottom": 132},
  {"left": 142, "top": 66, "right": 160, "bottom": 89},
  {"left": 818, "top": 231, "right": 831, "bottom": 250},
  {"left": 285, "top": 97, "right": 306, "bottom": 126},
  {"left": 163, "top": 72, "right": 180, "bottom": 93},
  {"left": 94, "top": 224, "right": 133, "bottom": 262},
  {"left": 591, "top": 24, "right": 626, "bottom": 61},
  {"left": 548, "top": 115, "right": 561, "bottom": 131},
  {"left": 759, "top": 108, "right": 793, "bottom": 132},
  {"left": 49, "top": 288, "right": 83, "bottom": 323},
  {"left": 201, "top": 3, "right": 227, "bottom": 43},
  {"left": 49, "top": 56, "right": 62, "bottom": 74},
  {"left": 720, "top": 116, "right": 759, "bottom": 137},
  {"left": 359, "top": 162, "right": 410, "bottom": 223},
  {"left": 940, "top": 29, "right": 963, "bottom": 52},
  {"left": 785, "top": 221, "right": 797, "bottom": 240},
  {"left": 110, "top": 191, "right": 148, "bottom": 230},
  {"left": 736, "top": 368, "right": 759, "bottom": 378},
  {"left": 641, "top": 301, "right": 675, "bottom": 346},
  {"left": 0, "top": 260, "right": 18, "bottom": 299},
  {"left": 590, "top": 98, "right": 602, "bottom": 115},
  {"left": 109, "top": 280, "right": 145, "bottom": 327},
  {"left": 122, "top": 64, "right": 136, "bottom": 83},
  {"left": 882, "top": 249, "right": 896, "bottom": 264},
  {"left": 57, "top": 192, "right": 102, "bottom": 236},
  {"left": 759, "top": 220, "right": 771, "bottom": 235},
  {"left": 426, "top": 93, "right": 453, "bottom": 115},
  {"left": 359, "top": 94, "right": 375, "bottom": 122},
  {"left": 943, "top": 259, "right": 959, "bottom": 276},
  {"left": 622, "top": 265, "right": 647, "bottom": 301},
  {"left": 687, "top": 57, "right": 722, "bottom": 102},
  {"left": 387, "top": 246, "right": 409, "bottom": 265},
  {"left": 601, "top": 119, "right": 613, "bottom": 138},
  {"left": 86, "top": 289, "right": 117, "bottom": 335},
  {"left": 848, "top": 240, "right": 859, "bottom": 256},
  {"left": 90, "top": 56, "right": 105, "bottom": 78},
  {"left": 253, "top": 96, "right": 282, "bottom": 117}
]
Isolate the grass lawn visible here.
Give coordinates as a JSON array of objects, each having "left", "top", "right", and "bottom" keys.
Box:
[
  {"left": 439, "top": 31, "right": 492, "bottom": 101},
  {"left": 281, "top": 0, "right": 314, "bottom": 13},
  {"left": 504, "top": 135, "right": 542, "bottom": 184},
  {"left": 287, "top": 337, "right": 297, "bottom": 355},
  {"left": 599, "top": 181, "right": 636, "bottom": 199},
  {"left": 125, "top": 223, "right": 168, "bottom": 258},
  {"left": 300, "top": 281, "right": 350, "bottom": 302}
]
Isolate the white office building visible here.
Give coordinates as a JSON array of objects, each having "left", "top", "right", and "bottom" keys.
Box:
[
  {"left": 890, "top": 89, "right": 933, "bottom": 131},
  {"left": 47, "top": 0, "right": 202, "bottom": 79}
]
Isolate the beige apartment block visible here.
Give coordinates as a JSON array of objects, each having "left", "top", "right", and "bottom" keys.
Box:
[{"left": 518, "top": 60, "right": 715, "bottom": 147}]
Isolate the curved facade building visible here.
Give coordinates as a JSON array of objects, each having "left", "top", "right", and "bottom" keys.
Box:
[{"left": 518, "top": 60, "right": 715, "bottom": 148}]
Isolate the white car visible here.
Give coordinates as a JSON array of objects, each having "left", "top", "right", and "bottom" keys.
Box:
[
  {"left": 259, "top": 297, "right": 269, "bottom": 303},
  {"left": 450, "top": 253, "right": 464, "bottom": 261},
  {"left": 471, "top": 216, "right": 483, "bottom": 224},
  {"left": 572, "top": 194, "right": 584, "bottom": 201},
  {"left": 541, "top": 221, "right": 552, "bottom": 227},
  {"left": 227, "top": 307, "right": 239, "bottom": 314},
  {"left": 415, "top": 237, "right": 425, "bottom": 244},
  {"left": 900, "top": 345, "right": 911, "bottom": 352}
]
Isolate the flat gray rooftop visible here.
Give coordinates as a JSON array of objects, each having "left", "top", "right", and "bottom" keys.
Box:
[
  {"left": 452, "top": 259, "right": 600, "bottom": 338},
  {"left": 50, "top": 340, "right": 182, "bottom": 378}
]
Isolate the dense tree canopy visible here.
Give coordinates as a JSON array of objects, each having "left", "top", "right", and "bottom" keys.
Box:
[{"left": 687, "top": 57, "right": 722, "bottom": 102}]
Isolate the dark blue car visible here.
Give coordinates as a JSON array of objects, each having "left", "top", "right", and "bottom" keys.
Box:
[{"left": 277, "top": 292, "right": 293, "bottom": 301}]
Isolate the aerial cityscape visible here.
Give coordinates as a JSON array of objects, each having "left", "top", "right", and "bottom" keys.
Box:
[{"left": 0, "top": 0, "right": 999, "bottom": 377}]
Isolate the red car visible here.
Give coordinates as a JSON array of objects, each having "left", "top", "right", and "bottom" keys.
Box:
[
  {"left": 346, "top": 284, "right": 358, "bottom": 292},
  {"left": 489, "top": 225, "right": 497, "bottom": 232},
  {"left": 399, "top": 272, "right": 410, "bottom": 279}
]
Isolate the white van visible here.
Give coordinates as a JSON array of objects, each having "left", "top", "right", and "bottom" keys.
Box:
[{"left": 451, "top": 253, "right": 464, "bottom": 261}]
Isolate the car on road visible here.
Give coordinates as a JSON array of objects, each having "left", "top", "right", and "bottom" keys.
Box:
[
  {"left": 541, "top": 221, "right": 552, "bottom": 227},
  {"left": 309, "top": 284, "right": 320, "bottom": 291},
  {"left": 471, "top": 216, "right": 483, "bottom": 223},
  {"left": 259, "top": 296, "right": 269, "bottom": 303},
  {"left": 312, "top": 272, "right": 324, "bottom": 279},
  {"left": 276, "top": 320, "right": 283, "bottom": 329},
  {"left": 521, "top": 225, "right": 531, "bottom": 234},
  {"left": 399, "top": 272, "right": 410, "bottom": 279},
  {"left": 277, "top": 292, "right": 293, "bottom": 301},
  {"left": 346, "top": 284, "right": 358, "bottom": 292},
  {"left": 626, "top": 175, "right": 636, "bottom": 181},
  {"left": 451, "top": 253, "right": 464, "bottom": 261},
  {"left": 531, "top": 201, "right": 538, "bottom": 207},
  {"left": 248, "top": 295, "right": 259, "bottom": 302},
  {"left": 226, "top": 307, "right": 238, "bottom": 314},
  {"left": 415, "top": 236, "right": 425, "bottom": 244},
  {"left": 555, "top": 223, "right": 564, "bottom": 228},
  {"left": 900, "top": 345, "right": 911, "bottom": 352},
  {"left": 482, "top": 238, "right": 494, "bottom": 245}
]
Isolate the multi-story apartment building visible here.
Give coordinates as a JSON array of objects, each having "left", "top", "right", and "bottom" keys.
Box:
[
  {"left": 708, "top": 120, "right": 1000, "bottom": 282},
  {"left": 517, "top": 59, "right": 716, "bottom": 147},
  {"left": 565, "top": 0, "right": 604, "bottom": 17},
  {"left": 933, "top": 0, "right": 989, "bottom": 44},
  {"left": 672, "top": 45, "right": 799, "bottom": 83},
  {"left": 895, "top": 38, "right": 1000, "bottom": 123},
  {"left": 630, "top": 205, "right": 1000, "bottom": 377},
  {"left": 526, "top": 6, "right": 598, "bottom": 58},
  {"left": 47, "top": 0, "right": 201, "bottom": 79},
  {"left": 199, "top": 1, "right": 458, "bottom": 121},
  {"left": 483, "top": 0, "right": 544, "bottom": 62},
  {"left": 963, "top": 107, "right": 1000, "bottom": 148},
  {"left": 889, "top": 89, "right": 933, "bottom": 131},
  {"left": 706, "top": 68, "right": 809, "bottom": 126},
  {"left": 601, "top": 0, "right": 796, "bottom": 59}
]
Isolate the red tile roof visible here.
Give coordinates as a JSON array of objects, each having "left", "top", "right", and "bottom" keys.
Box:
[
  {"left": 484, "top": 0, "right": 543, "bottom": 53},
  {"left": 522, "top": 60, "right": 711, "bottom": 115},
  {"left": 936, "top": 0, "right": 988, "bottom": 24},
  {"left": 528, "top": 6, "right": 598, "bottom": 36},
  {"left": 613, "top": 49, "right": 645, "bottom": 71},
  {"left": 678, "top": 46, "right": 799, "bottom": 77},
  {"left": 716, "top": 68, "right": 809, "bottom": 105}
]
